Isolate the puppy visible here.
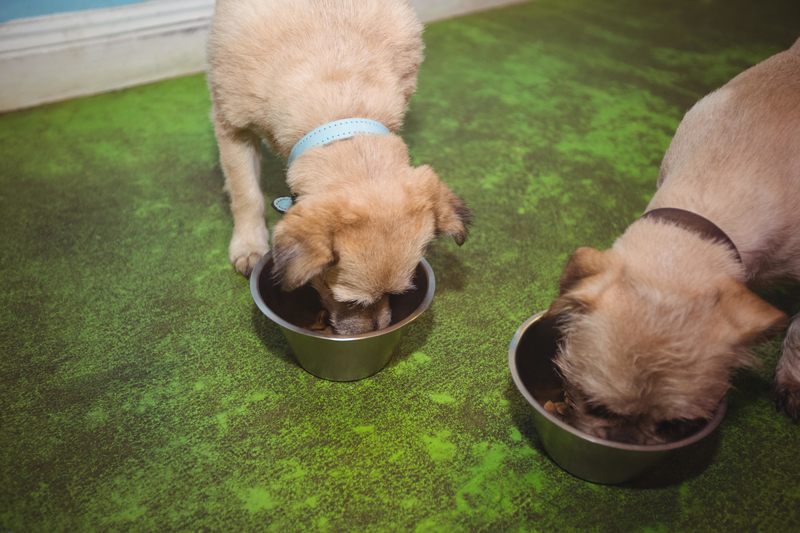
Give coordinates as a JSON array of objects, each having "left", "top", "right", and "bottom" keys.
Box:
[
  {"left": 546, "top": 39, "right": 800, "bottom": 444},
  {"left": 206, "top": 0, "right": 470, "bottom": 334}
]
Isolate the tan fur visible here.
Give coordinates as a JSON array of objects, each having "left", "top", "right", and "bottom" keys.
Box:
[
  {"left": 207, "top": 0, "right": 470, "bottom": 334},
  {"left": 547, "top": 39, "right": 800, "bottom": 443}
]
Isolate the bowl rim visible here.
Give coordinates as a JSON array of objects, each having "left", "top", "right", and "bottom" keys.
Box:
[
  {"left": 509, "top": 311, "right": 728, "bottom": 452},
  {"left": 250, "top": 251, "right": 436, "bottom": 341}
]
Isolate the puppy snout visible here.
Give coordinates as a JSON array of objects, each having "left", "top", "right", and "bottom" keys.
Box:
[
  {"left": 330, "top": 295, "right": 392, "bottom": 334},
  {"left": 368, "top": 296, "right": 392, "bottom": 332},
  {"left": 603, "top": 426, "right": 647, "bottom": 445}
]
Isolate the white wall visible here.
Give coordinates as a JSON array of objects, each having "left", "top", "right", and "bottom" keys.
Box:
[
  {"left": 1, "top": 0, "right": 155, "bottom": 24},
  {"left": 0, "top": 0, "right": 527, "bottom": 113}
]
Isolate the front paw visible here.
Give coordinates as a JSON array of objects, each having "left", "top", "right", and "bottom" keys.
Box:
[
  {"left": 232, "top": 251, "right": 268, "bottom": 277},
  {"left": 229, "top": 227, "right": 270, "bottom": 277},
  {"left": 771, "top": 377, "right": 800, "bottom": 422}
]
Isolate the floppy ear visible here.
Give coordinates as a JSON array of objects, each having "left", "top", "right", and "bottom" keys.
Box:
[
  {"left": 545, "top": 247, "right": 617, "bottom": 316},
  {"left": 416, "top": 165, "right": 472, "bottom": 245},
  {"left": 558, "top": 247, "right": 609, "bottom": 295},
  {"left": 436, "top": 186, "right": 471, "bottom": 245},
  {"left": 271, "top": 203, "right": 338, "bottom": 291},
  {"left": 720, "top": 280, "right": 788, "bottom": 344}
]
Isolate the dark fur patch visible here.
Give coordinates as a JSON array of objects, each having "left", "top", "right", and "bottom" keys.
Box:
[
  {"left": 771, "top": 378, "right": 800, "bottom": 422},
  {"left": 454, "top": 200, "right": 474, "bottom": 227},
  {"left": 435, "top": 196, "right": 473, "bottom": 246},
  {"left": 453, "top": 201, "right": 474, "bottom": 246},
  {"left": 270, "top": 244, "right": 338, "bottom": 290},
  {"left": 657, "top": 418, "right": 706, "bottom": 441},
  {"left": 558, "top": 247, "right": 606, "bottom": 296},
  {"left": 270, "top": 244, "right": 298, "bottom": 284}
]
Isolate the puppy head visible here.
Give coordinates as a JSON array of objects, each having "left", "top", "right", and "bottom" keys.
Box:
[
  {"left": 271, "top": 162, "right": 470, "bottom": 335},
  {"left": 546, "top": 246, "right": 786, "bottom": 444}
]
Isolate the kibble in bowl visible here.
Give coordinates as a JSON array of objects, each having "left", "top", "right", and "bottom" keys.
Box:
[{"left": 508, "top": 311, "right": 727, "bottom": 484}]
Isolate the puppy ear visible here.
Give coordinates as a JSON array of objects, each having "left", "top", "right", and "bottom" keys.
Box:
[
  {"left": 417, "top": 165, "right": 472, "bottom": 245},
  {"left": 558, "top": 247, "right": 608, "bottom": 295},
  {"left": 720, "top": 280, "right": 787, "bottom": 344},
  {"left": 546, "top": 248, "right": 617, "bottom": 316},
  {"left": 271, "top": 203, "right": 338, "bottom": 291}
]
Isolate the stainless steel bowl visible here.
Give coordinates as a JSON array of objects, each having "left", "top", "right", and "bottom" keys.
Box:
[
  {"left": 251, "top": 251, "right": 435, "bottom": 382},
  {"left": 509, "top": 311, "right": 727, "bottom": 484}
]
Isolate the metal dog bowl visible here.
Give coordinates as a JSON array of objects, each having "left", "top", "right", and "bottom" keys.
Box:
[
  {"left": 251, "top": 251, "right": 435, "bottom": 382},
  {"left": 509, "top": 311, "right": 727, "bottom": 484}
]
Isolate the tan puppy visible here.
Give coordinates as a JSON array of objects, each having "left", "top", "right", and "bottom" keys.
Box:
[
  {"left": 546, "top": 39, "right": 800, "bottom": 444},
  {"left": 207, "top": 0, "right": 470, "bottom": 334}
]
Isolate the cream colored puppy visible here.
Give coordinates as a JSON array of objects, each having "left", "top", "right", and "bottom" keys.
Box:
[
  {"left": 546, "top": 39, "right": 800, "bottom": 444},
  {"left": 207, "top": 0, "right": 470, "bottom": 334}
]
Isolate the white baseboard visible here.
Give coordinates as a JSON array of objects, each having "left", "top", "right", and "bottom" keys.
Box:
[
  {"left": 0, "top": 0, "right": 215, "bottom": 112},
  {"left": 0, "top": 0, "right": 526, "bottom": 113}
]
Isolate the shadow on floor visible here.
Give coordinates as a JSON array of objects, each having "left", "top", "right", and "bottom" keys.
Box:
[{"left": 251, "top": 299, "right": 300, "bottom": 368}]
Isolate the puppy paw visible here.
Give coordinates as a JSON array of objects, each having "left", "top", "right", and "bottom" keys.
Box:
[
  {"left": 229, "top": 227, "right": 270, "bottom": 277},
  {"left": 771, "top": 377, "right": 800, "bottom": 423},
  {"left": 232, "top": 251, "right": 267, "bottom": 277}
]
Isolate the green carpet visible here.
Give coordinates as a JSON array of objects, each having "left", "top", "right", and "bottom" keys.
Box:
[{"left": 2, "top": 0, "right": 800, "bottom": 531}]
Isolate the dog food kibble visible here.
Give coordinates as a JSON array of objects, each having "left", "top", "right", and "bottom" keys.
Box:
[
  {"left": 543, "top": 391, "right": 572, "bottom": 421},
  {"left": 306, "top": 309, "right": 333, "bottom": 334}
]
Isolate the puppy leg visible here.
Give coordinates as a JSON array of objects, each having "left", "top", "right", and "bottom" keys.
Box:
[
  {"left": 773, "top": 314, "right": 800, "bottom": 422},
  {"left": 215, "top": 122, "right": 269, "bottom": 276}
]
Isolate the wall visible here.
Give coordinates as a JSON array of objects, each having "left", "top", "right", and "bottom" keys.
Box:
[
  {"left": 0, "top": 0, "right": 528, "bottom": 112},
  {"left": 1, "top": 0, "right": 153, "bottom": 23},
  {"left": 0, "top": 0, "right": 521, "bottom": 24}
]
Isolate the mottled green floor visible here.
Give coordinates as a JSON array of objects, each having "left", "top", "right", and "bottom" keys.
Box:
[{"left": 2, "top": 0, "right": 800, "bottom": 531}]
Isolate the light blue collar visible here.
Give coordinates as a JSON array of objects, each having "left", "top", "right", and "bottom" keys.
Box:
[{"left": 287, "top": 118, "right": 391, "bottom": 166}]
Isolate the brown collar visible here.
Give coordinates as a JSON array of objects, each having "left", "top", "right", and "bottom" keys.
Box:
[{"left": 640, "top": 208, "right": 742, "bottom": 263}]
